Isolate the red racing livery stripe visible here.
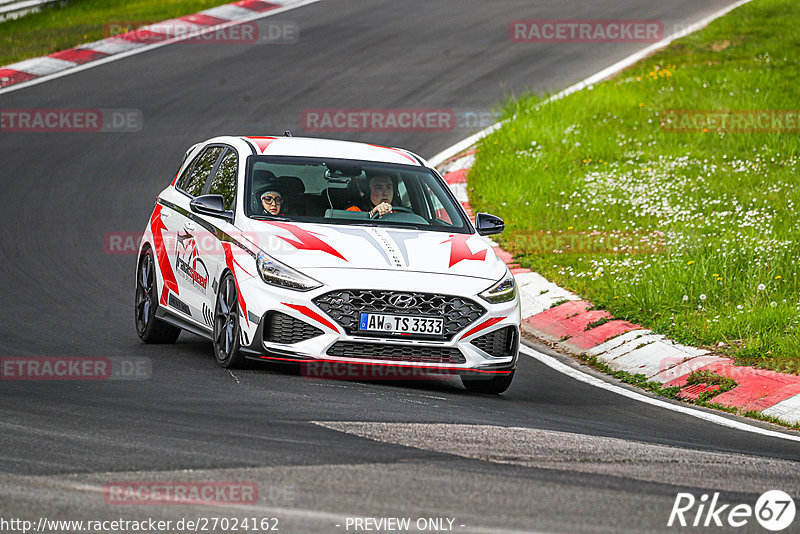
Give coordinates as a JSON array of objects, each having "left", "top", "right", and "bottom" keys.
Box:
[
  {"left": 222, "top": 242, "right": 249, "bottom": 326},
  {"left": 149, "top": 204, "right": 180, "bottom": 296},
  {"left": 231, "top": 254, "right": 253, "bottom": 278},
  {"left": 246, "top": 136, "right": 277, "bottom": 153},
  {"left": 460, "top": 316, "right": 506, "bottom": 340},
  {"left": 281, "top": 303, "right": 339, "bottom": 333},
  {"left": 266, "top": 221, "right": 347, "bottom": 261},
  {"left": 442, "top": 234, "right": 487, "bottom": 267}
]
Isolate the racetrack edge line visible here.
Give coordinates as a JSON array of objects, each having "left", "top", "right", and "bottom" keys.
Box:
[{"left": 519, "top": 343, "right": 800, "bottom": 443}]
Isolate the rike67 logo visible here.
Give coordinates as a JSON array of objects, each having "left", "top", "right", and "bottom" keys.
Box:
[{"left": 669, "top": 490, "right": 796, "bottom": 531}]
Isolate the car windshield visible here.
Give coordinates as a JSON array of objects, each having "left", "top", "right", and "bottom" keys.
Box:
[{"left": 244, "top": 156, "right": 471, "bottom": 233}]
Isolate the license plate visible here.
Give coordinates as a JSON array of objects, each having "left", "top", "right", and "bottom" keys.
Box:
[{"left": 359, "top": 313, "right": 443, "bottom": 335}]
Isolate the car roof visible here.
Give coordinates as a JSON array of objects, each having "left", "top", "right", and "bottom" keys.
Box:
[{"left": 224, "top": 135, "right": 427, "bottom": 167}]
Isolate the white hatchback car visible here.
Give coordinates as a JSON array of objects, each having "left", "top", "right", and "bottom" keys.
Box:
[{"left": 136, "top": 135, "right": 520, "bottom": 393}]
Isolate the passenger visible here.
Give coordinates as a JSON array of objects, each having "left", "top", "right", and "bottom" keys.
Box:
[
  {"left": 260, "top": 188, "right": 286, "bottom": 216},
  {"left": 346, "top": 174, "right": 394, "bottom": 217}
]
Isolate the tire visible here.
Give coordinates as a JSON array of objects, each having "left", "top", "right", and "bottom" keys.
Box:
[
  {"left": 461, "top": 369, "right": 515, "bottom": 394},
  {"left": 213, "top": 272, "right": 246, "bottom": 369},
  {"left": 135, "top": 250, "right": 181, "bottom": 343}
]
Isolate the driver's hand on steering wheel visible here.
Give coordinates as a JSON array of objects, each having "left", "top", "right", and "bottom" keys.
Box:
[{"left": 370, "top": 202, "right": 392, "bottom": 218}]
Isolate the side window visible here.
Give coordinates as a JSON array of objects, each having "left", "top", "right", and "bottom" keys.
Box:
[
  {"left": 175, "top": 154, "right": 198, "bottom": 190},
  {"left": 177, "top": 146, "right": 224, "bottom": 197},
  {"left": 207, "top": 150, "right": 238, "bottom": 210}
]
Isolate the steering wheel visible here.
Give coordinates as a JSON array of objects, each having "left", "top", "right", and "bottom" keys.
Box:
[
  {"left": 391, "top": 206, "right": 414, "bottom": 214},
  {"left": 370, "top": 205, "right": 414, "bottom": 219}
]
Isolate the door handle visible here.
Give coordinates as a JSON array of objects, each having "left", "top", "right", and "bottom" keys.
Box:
[
  {"left": 160, "top": 208, "right": 170, "bottom": 218},
  {"left": 183, "top": 221, "right": 196, "bottom": 232}
]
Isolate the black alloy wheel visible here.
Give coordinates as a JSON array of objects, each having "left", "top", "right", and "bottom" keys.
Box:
[
  {"left": 135, "top": 250, "right": 181, "bottom": 343},
  {"left": 213, "top": 272, "right": 245, "bottom": 368}
]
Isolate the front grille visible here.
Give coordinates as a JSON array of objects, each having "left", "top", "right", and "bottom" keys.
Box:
[
  {"left": 263, "top": 311, "right": 324, "bottom": 344},
  {"left": 326, "top": 341, "right": 466, "bottom": 364},
  {"left": 471, "top": 326, "right": 517, "bottom": 358},
  {"left": 313, "top": 290, "right": 485, "bottom": 339}
]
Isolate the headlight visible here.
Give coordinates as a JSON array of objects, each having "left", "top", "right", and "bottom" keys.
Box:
[
  {"left": 479, "top": 270, "right": 517, "bottom": 304},
  {"left": 256, "top": 252, "right": 322, "bottom": 291}
]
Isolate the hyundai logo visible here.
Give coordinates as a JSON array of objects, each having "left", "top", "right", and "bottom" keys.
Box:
[{"left": 389, "top": 294, "right": 417, "bottom": 308}]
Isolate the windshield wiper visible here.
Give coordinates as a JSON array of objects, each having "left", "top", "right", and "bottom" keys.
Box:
[{"left": 349, "top": 222, "right": 420, "bottom": 230}]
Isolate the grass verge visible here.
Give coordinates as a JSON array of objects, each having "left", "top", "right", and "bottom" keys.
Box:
[
  {"left": 470, "top": 0, "right": 800, "bottom": 373},
  {"left": 0, "top": 0, "right": 235, "bottom": 66}
]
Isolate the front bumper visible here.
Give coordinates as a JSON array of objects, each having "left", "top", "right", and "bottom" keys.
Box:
[{"left": 236, "top": 271, "right": 520, "bottom": 376}]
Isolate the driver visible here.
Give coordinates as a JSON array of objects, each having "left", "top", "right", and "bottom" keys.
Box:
[{"left": 346, "top": 174, "right": 394, "bottom": 217}]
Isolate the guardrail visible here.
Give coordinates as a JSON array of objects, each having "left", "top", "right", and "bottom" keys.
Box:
[{"left": 0, "top": 0, "right": 65, "bottom": 22}]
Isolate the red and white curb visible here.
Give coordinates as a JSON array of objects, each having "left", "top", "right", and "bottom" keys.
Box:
[
  {"left": 437, "top": 146, "right": 800, "bottom": 427},
  {"left": 0, "top": 0, "right": 317, "bottom": 92}
]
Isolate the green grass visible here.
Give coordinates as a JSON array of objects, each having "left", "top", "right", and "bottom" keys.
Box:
[
  {"left": 0, "top": 0, "right": 235, "bottom": 66},
  {"left": 470, "top": 0, "right": 800, "bottom": 373},
  {"left": 685, "top": 370, "right": 737, "bottom": 401}
]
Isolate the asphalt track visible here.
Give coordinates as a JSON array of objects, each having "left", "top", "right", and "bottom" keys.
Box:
[{"left": 2, "top": 1, "right": 799, "bottom": 532}]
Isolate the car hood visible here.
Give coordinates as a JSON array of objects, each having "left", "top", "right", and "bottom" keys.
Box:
[{"left": 238, "top": 219, "right": 506, "bottom": 282}]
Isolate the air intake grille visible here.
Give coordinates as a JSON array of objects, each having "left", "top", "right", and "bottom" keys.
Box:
[
  {"left": 313, "top": 290, "right": 485, "bottom": 339},
  {"left": 263, "top": 311, "right": 324, "bottom": 344},
  {"left": 471, "top": 326, "right": 517, "bottom": 358},
  {"left": 326, "top": 341, "right": 466, "bottom": 364}
]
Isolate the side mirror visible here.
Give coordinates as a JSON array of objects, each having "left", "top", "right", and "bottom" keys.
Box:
[
  {"left": 475, "top": 212, "right": 505, "bottom": 236},
  {"left": 190, "top": 194, "right": 233, "bottom": 222}
]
